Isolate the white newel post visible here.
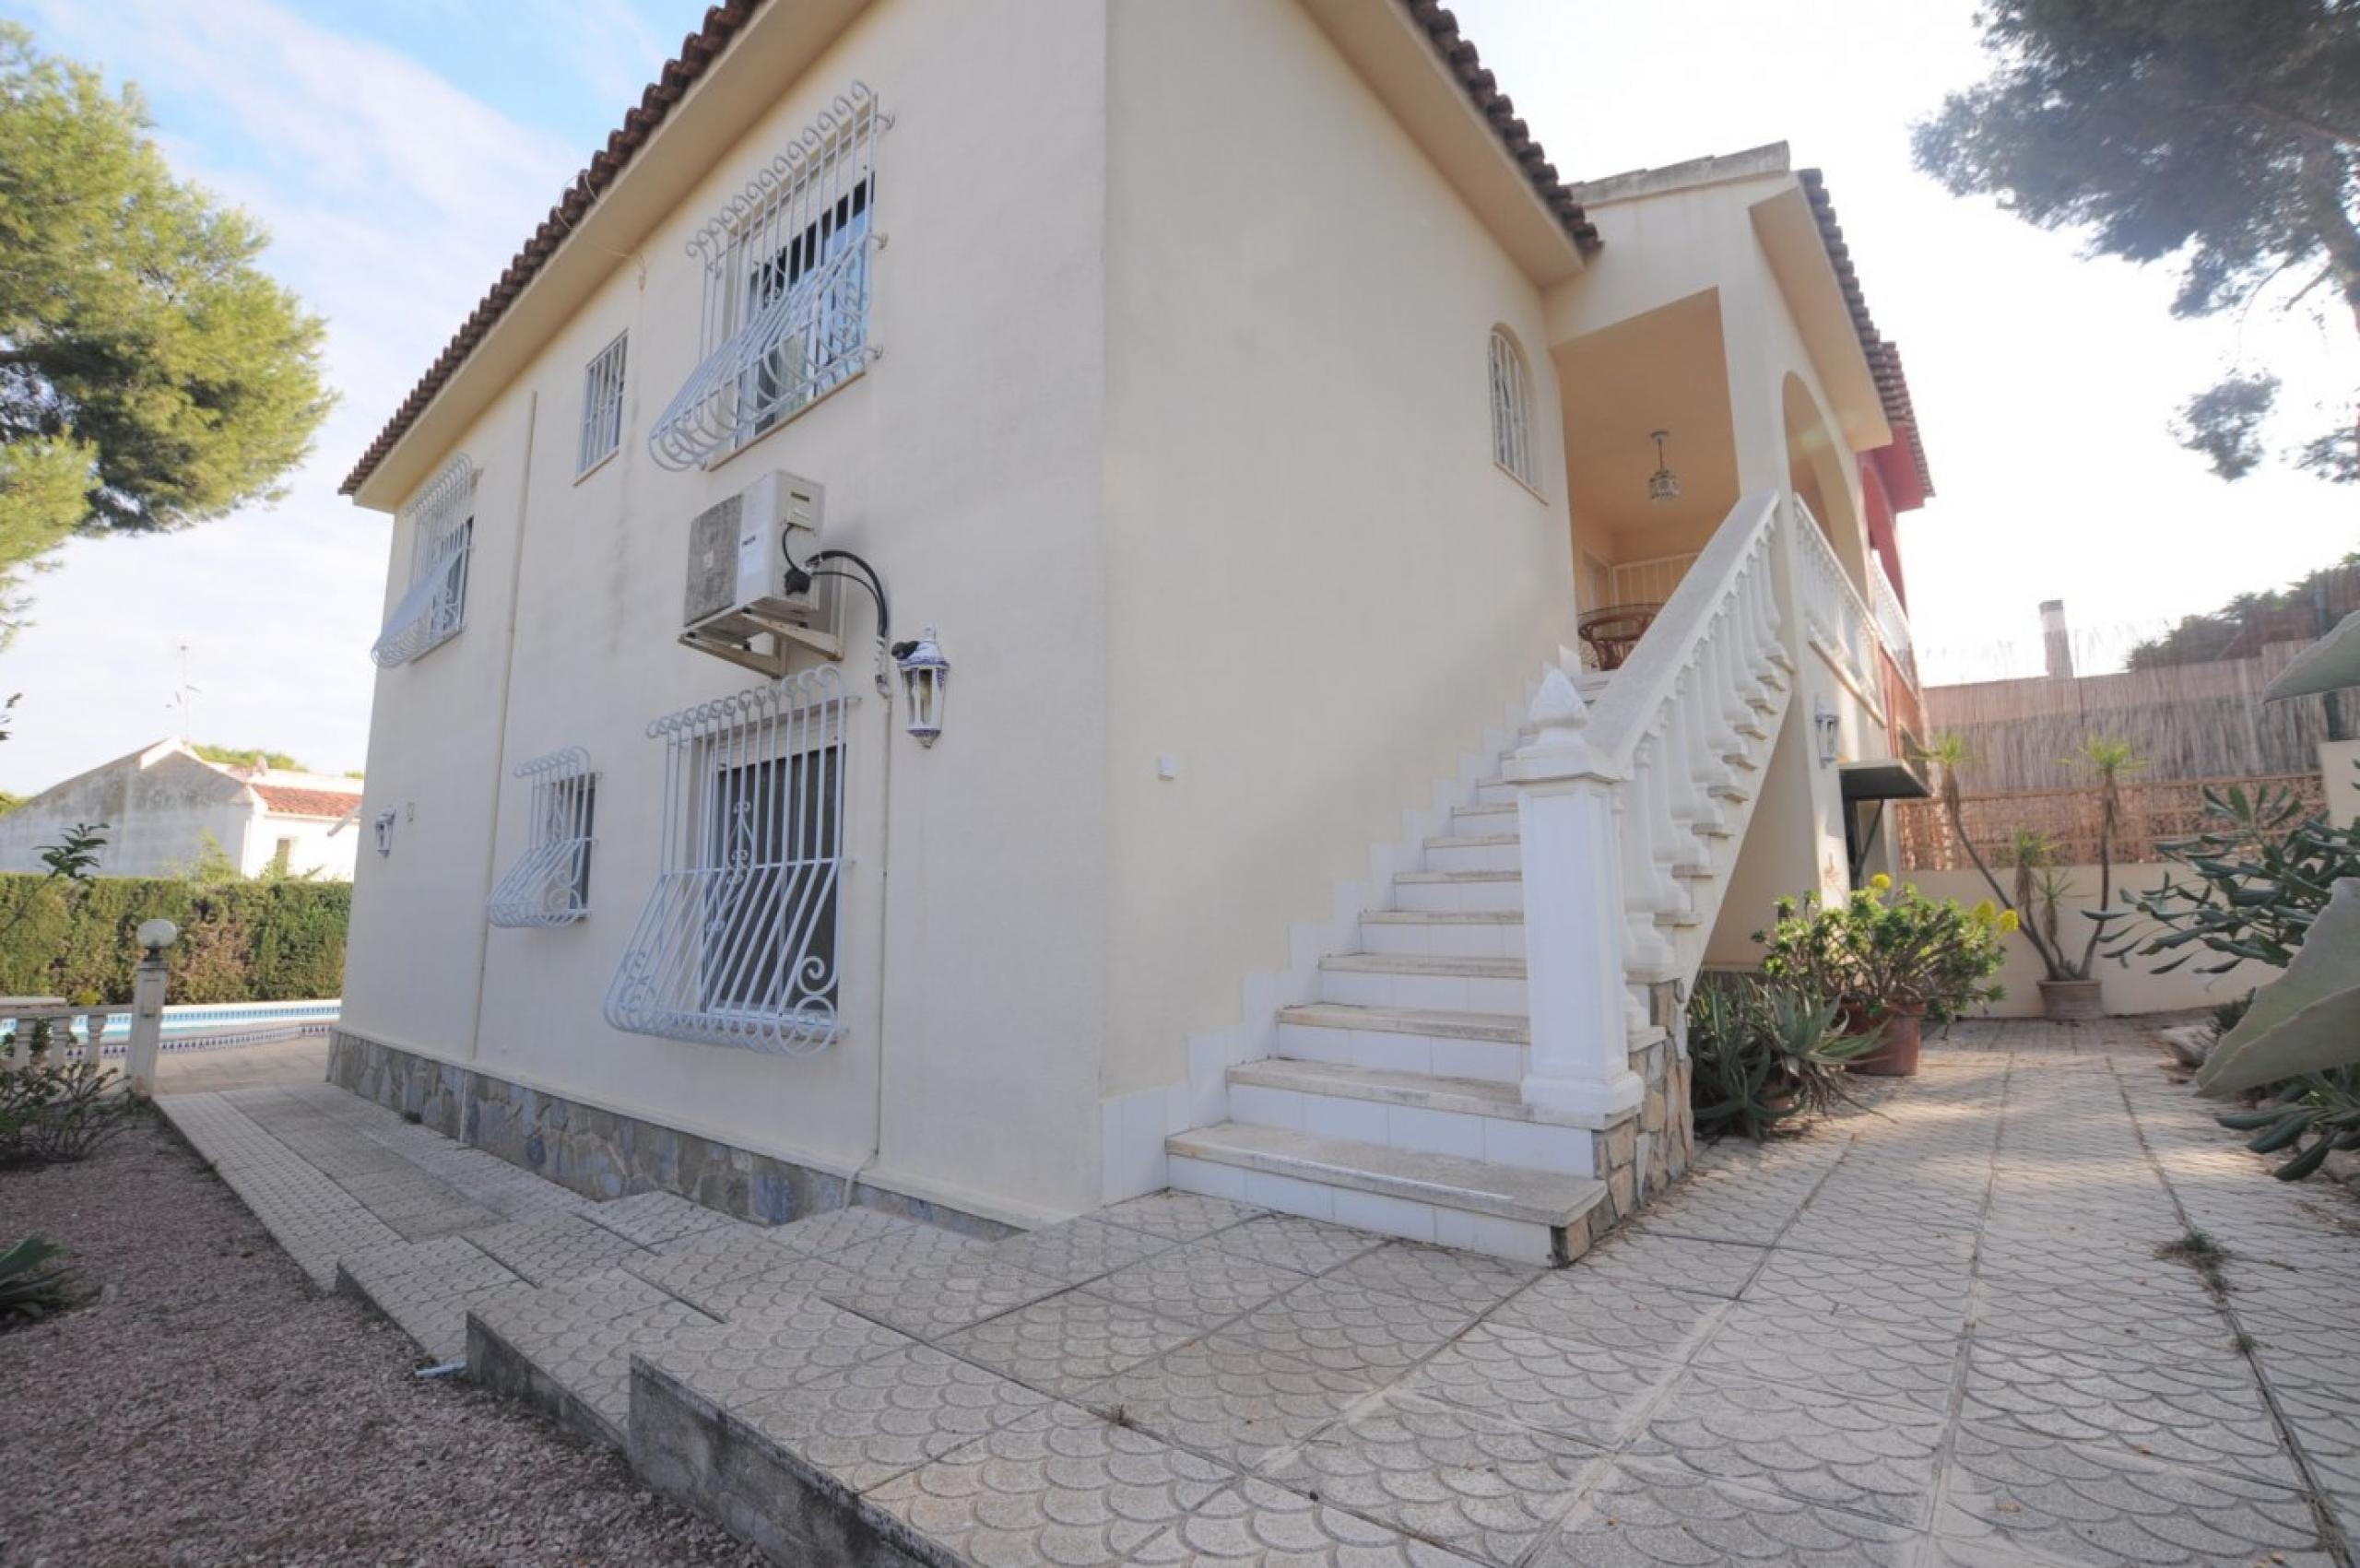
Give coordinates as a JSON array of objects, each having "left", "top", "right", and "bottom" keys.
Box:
[
  {"left": 125, "top": 919, "right": 178, "bottom": 1098},
  {"left": 1508, "top": 669, "right": 1645, "bottom": 1119}
]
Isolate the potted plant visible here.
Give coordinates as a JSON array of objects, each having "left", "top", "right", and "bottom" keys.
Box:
[
  {"left": 1755, "top": 876, "right": 2010, "bottom": 1076},
  {"left": 1923, "top": 734, "right": 2141, "bottom": 1020}
]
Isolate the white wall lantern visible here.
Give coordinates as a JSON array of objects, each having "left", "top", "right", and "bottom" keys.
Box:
[
  {"left": 136, "top": 918, "right": 180, "bottom": 954},
  {"left": 893, "top": 627, "right": 950, "bottom": 748},
  {"left": 1813, "top": 697, "right": 1841, "bottom": 766}
]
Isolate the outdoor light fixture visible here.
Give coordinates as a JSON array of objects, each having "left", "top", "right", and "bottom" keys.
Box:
[
  {"left": 136, "top": 918, "right": 179, "bottom": 954},
  {"left": 1814, "top": 698, "right": 1841, "bottom": 766},
  {"left": 893, "top": 628, "right": 950, "bottom": 748},
  {"left": 1646, "top": 430, "right": 1681, "bottom": 506}
]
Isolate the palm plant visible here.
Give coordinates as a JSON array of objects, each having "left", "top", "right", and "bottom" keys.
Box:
[{"left": 1924, "top": 734, "right": 2140, "bottom": 984}]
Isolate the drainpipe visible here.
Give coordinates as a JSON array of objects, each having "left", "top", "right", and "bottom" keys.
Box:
[
  {"left": 467, "top": 391, "right": 538, "bottom": 1063},
  {"left": 843, "top": 634, "right": 895, "bottom": 1212}
]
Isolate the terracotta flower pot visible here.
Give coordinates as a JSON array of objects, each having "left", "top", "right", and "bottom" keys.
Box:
[
  {"left": 1848, "top": 1002, "right": 1925, "bottom": 1078},
  {"left": 2038, "top": 979, "right": 2104, "bottom": 1021}
]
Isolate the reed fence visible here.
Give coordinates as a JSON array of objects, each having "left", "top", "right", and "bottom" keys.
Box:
[{"left": 1894, "top": 772, "right": 2327, "bottom": 871}]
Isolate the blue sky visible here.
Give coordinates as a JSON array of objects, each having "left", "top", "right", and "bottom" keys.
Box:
[{"left": 0, "top": 0, "right": 2352, "bottom": 792}]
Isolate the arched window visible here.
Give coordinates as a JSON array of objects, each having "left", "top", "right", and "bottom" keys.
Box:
[{"left": 1488, "top": 328, "right": 1538, "bottom": 490}]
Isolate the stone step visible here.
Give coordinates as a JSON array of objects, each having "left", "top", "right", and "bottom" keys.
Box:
[
  {"left": 1392, "top": 868, "right": 1523, "bottom": 913},
  {"left": 1424, "top": 832, "right": 1520, "bottom": 873},
  {"left": 1165, "top": 1121, "right": 1605, "bottom": 1266},
  {"left": 1359, "top": 908, "right": 1523, "bottom": 960},
  {"left": 1276, "top": 1001, "right": 1525, "bottom": 1083},
  {"left": 1226, "top": 1058, "right": 1595, "bottom": 1173},
  {"left": 1317, "top": 950, "right": 1527, "bottom": 1013}
]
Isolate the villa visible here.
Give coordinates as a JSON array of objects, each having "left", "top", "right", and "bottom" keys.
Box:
[{"left": 333, "top": 0, "right": 1934, "bottom": 1267}]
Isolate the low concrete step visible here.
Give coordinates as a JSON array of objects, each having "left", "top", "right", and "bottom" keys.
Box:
[
  {"left": 1278, "top": 1002, "right": 1526, "bottom": 1044},
  {"left": 1321, "top": 952, "right": 1525, "bottom": 979},
  {"left": 1277, "top": 1000, "right": 1527, "bottom": 1085},
  {"left": 1226, "top": 1057, "right": 1597, "bottom": 1170},
  {"left": 1393, "top": 868, "right": 1523, "bottom": 913},
  {"left": 1317, "top": 950, "right": 1526, "bottom": 1014},
  {"left": 1424, "top": 831, "right": 1520, "bottom": 872},
  {"left": 1165, "top": 1121, "right": 1605, "bottom": 1266},
  {"left": 1359, "top": 908, "right": 1524, "bottom": 961},
  {"left": 1233, "top": 1057, "right": 1535, "bottom": 1122}
]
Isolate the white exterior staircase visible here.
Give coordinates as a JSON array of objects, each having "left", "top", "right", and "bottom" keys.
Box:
[{"left": 1169, "top": 492, "right": 1806, "bottom": 1266}]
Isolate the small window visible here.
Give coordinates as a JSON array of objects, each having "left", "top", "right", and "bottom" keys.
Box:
[
  {"left": 1489, "top": 328, "right": 1539, "bottom": 491},
  {"left": 370, "top": 453, "right": 477, "bottom": 667},
  {"left": 487, "top": 749, "right": 597, "bottom": 928},
  {"left": 578, "top": 333, "right": 627, "bottom": 475}
]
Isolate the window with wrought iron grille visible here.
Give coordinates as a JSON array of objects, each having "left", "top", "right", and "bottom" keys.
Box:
[
  {"left": 370, "top": 452, "right": 477, "bottom": 668},
  {"left": 577, "top": 333, "right": 627, "bottom": 475},
  {"left": 487, "top": 749, "right": 597, "bottom": 928},
  {"left": 649, "top": 84, "right": 886, "bottom": 471},
  {"left": 1488, "top": 328, "right": 1539, "bottom": 491},
  {"left": 605, "top": 667, "right": 852, "bottom": 1053}
]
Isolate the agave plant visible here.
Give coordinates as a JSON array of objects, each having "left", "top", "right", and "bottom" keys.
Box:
[
  {"left": 0, "top": 1236, "right": 76, "bottom": 1326},
  {"left": 1688, "top": 977, "right": 1879, "bottom": 1142}
]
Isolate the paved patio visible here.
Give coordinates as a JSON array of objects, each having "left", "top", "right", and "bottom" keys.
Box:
[{"left": 159, "top": 1020, "right": 2360, "bottom": 1567}]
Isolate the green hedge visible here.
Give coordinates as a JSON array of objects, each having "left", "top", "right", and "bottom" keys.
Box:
[{"left": 0, "top": 876, "right": 348, "bottom": 1005}]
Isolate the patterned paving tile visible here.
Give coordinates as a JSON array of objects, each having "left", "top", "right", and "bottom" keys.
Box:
[
  {"left": 465, "top": 1211, "right": 649, "bottom": 1287},
  {"left": 578, "top": 1190, "right": 740, "bottom": 1249},
  {"left": 1095, "top": 1190, "right": 1267, "bottom": 1243},
  {"left": 1127, "top": 1474, "right": 1486, "bottom": 1566},
  {"left": 334, "top": 1234, "right": 531, "bottom": 1362},
  {"left": 727, "top": 1343, "right": 1053, "bottom": 1492},
  {"left": 1075, "top": 1334, "right": 1373, "bottom": 1469},
  {"left": 631, "top": 1293, "right": 914, "bottom": 1410},
  {"left": 1205, "top": 1214, "right": 1388, "bottom": 1276},
  {"left": 1531, "top": 1460, "right": 1918, "bottom": 1567},
  {"left": 864, "top": 1400, "right": 1233, "bottom": 1567},
  {"left": 1686, "top": 1305, "right": 1959, "bottom": 1414},
  {"left": 468, "top": 1267, "right": 717, "bottom": 1439},
  {"left": 1576, "top": 1231, "right": 1766, "bottom": 1301},
  {"left": 1489, "top": 1271, "right": 1728, "bottom": 1363},
  {"left": 1261, "top": 1391, "right": 1601, "bottom": 1565},
  {"left": 935, "top": 1289, "right": 1202, "bottom": 1397},
  {"left": 1627, "top": 1363, "right": 1945, "bottom": 1527},
  {"left": 619, "top": 1222, "right": 808, "bottom": 1306},
  {"left": 1217, "top": 1273, "right": 1475, "bottom": 1386},
  {"left": 772, "top": 1204, "right": 946, "bottom": 1258},
  {"left": 1091, "top": 1237, "right": 1312, "bottom": 1330},
  {"left": 827, "top": 1214, "right": 997, "bottom": 1279},
  {"left": 1740, "top": 1250, "right": 1975, "bottom": 1340},
  {"left": 820, "top": 1256, "right": 1069, "bottom": 1341},
  {"left": 1960, "top": 1339, "right": 2298, "bottom": 1487},
  {"left": 981, "top": 1217, "right": 1178, "bottom": 1287},
  {"left": 1319, "top": 1241, "right": 1541, "bottom": 1315},
  {"left": 1399, "top": 1320, "right": 1678, "bottom": 1446},
  {"left": 1934, "top": 1421, "right": 2332, "bottom": 1566}
]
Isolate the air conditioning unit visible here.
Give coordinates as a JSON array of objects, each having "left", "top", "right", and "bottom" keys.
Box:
[{"left": 679, "top": 469, "right": 841, "bottom": 675}]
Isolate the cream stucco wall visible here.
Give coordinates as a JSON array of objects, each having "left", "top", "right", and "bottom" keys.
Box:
[
  {"left": 347, "top": 0, "right": 1113, "bottom": 1221},
  {"left": 1096, "top": 0, "right": 1582, "bottom": 1101},
  {"left": 2323, "top": 738, "right": 2360, "bottom": 827},
  {"left": 341, "top": 0, "right": 1919, "bottom": 1227}
]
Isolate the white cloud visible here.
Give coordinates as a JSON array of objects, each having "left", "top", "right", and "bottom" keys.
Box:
[{"left": 0, "top": 0, "right": 583, "bottom": 790}]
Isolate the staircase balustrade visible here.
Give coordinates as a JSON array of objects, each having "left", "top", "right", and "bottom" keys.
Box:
[{"left": 1507, "top": 491, "right": 1796, "bottom": 1119}]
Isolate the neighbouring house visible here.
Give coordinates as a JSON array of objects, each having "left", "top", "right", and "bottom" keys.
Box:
[
  {"left": 334, "top": 0, "right": 1935, "bottom": 1264},
  {"left": 0, "top": 739, "right": 364, "bottom": 880}
]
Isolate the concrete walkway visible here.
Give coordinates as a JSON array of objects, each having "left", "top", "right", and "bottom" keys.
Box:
[{"left": 158, "top": 1023, "right": 2360, "bottom": 1567}]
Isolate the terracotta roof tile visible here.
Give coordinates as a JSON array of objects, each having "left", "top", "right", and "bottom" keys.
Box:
[
  {"left": 1399, "top": 1, "right": 1599, "bottom": 253},
  {"left": 1798, "top": 168, "right": 1934, "bottom": 498},
  {"left": 342, "top": 1, "right": 1596, "bottom": 498},
  {"left": 250, "top": 783, "right": 364, "bottom": 819}
]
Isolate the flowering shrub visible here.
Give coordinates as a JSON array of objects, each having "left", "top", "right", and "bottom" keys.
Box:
[{"left": 1755, "top": 875, "right": 2010, "bottom": 1024}]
